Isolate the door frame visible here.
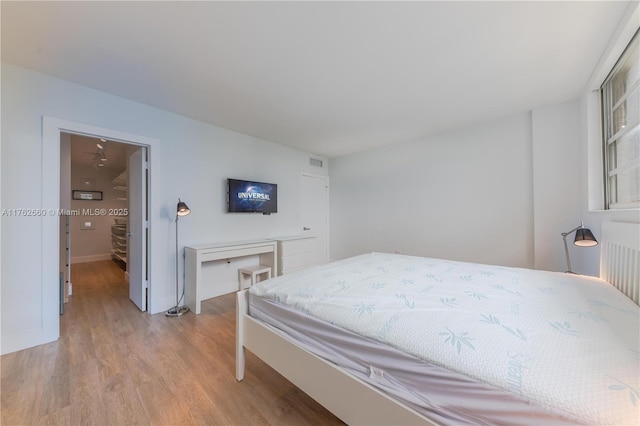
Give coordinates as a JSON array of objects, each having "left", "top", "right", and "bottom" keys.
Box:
[
  {"left": 43, "top": 117, "right": 157, "bottom": 341},
  {"left": 300, "top": 172, "right": 330, "bottom": 263}
]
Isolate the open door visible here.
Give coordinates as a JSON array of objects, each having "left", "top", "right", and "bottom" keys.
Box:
[{"left": 128, "top": 147, "right": 148, "bottom": 311}]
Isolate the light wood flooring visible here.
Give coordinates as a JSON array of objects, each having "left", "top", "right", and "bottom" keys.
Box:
[{"left": 1, "top": 260, "right": 343, "bottom": 425}]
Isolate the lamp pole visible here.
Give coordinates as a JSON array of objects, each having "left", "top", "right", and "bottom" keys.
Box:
[
  {"left": 166, "top": 199, "right": 191, "bottom": 316},
  {"left": 561, "top": 227, "right": 580, "bottom": 273}
]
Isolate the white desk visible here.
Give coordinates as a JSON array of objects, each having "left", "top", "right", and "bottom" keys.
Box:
[{"left": 185, "top": 239, "right": 277, "bottom": 314}]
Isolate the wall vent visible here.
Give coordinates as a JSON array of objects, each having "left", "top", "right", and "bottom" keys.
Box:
[{"left": 310, "top": 158, "right": 323, "bottom": 168}]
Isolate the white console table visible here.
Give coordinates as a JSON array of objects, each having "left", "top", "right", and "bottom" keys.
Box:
[
  {"left": 277, "top": 235, "right": 317, "bottom": 275},
  {"left": 184, "top": 239, "right": 277, "bottom": 314}
]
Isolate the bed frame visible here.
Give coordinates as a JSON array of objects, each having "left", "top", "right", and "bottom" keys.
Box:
[
  {"left": 236, "top": 221, "right": 639, "bottom": 425},
  {"left": 235, "top": 291, "right": 434, "bottom": 425}
]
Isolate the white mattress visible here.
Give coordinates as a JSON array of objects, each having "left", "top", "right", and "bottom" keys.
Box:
[
  {"left": 250, "top": 252, "right": 640, "bottom": 425},
  {"left": 249, "top": 294, "right": 579, "bottom": 424}
]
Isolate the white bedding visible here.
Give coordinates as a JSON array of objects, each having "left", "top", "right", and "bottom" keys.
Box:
[{"left": 250, "top": 252, "right": 640, "bottom": 425}]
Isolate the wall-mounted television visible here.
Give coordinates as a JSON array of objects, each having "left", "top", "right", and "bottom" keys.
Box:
[{"left": 227, "top": 178, "right": 278, "bottom": 214}]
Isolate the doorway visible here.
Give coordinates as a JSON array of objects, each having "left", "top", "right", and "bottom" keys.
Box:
[
  {"left": 60, "top": 132, "right": 148, "bottom": 313},
  {"left": 42, "top": 117, "right": 158, "bottom": 344},
  {"left": 62, "top": 134, "right": 148, "bottom": 312}
]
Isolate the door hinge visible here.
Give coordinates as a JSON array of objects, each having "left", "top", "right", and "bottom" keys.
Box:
[{"left": 143, "top": 280, "right": 149, "bottom": 289}]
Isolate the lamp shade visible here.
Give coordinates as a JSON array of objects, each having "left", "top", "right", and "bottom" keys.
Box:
[
  {"left": 574, "top": 228, "right": 597, "bottom": 247},
  {"left": 177, "top": 200, "right": 191, "bottom": 217}
]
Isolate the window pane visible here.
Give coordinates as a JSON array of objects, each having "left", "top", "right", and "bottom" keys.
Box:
[
  {"left": 610, "top": 34, "right": 639, "bottom": 105},
  {"left": 611, "top": 86, "right": 639, "bottom": 135},
  {"left": 608, "top": 175, "right": 618, "bottom": 204},
  {"left": 614, "top": 167, "right": 640, "bottom": 204},
  {"left": 608, "top": 143, "right": 617, "bottom": 171},
  {"left": 616, "top": 124, "right": 640, "bottom": 166}
]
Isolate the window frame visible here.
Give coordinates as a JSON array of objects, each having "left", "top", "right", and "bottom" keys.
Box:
[{"left": 600, "top": 29, "right": 640, "bottom": 210}]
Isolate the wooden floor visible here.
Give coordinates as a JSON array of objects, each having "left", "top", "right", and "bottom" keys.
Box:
[{"left": 1, "top": 260, "right": 343, "bottom": 425}]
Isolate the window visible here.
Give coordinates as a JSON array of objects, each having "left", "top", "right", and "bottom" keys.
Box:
[{"left": 601, "top": 29, "right": 640, "bottom": 210}]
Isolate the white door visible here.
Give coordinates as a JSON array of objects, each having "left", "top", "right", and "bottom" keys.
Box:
[
  {"left": 300, "top": 174, "right": 329, "bottom": 265},
  {"left": 128, "top": 147, "right": 148, "bottom": 311}
]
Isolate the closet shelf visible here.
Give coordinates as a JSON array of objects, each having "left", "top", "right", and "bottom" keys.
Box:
[
  {"left": 112, "top": 170, "right": 127, "bottom": 187},
  {"left": 111, "top": 221, "right": 127, "bottom": 270},
  {"left": 111, "top": 170, "right": 127, "bottom": 270}
]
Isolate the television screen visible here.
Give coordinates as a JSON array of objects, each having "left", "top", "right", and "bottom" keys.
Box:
[{"left": 227, "top": 178, "right": 278, "bottom": 214}]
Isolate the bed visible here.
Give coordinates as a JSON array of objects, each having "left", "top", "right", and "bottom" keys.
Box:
[{"left": 236, "top": 222, "right": 640, "bottom": 425}]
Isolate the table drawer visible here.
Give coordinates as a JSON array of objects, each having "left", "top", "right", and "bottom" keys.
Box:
[
  {"left": 280, "top": 251, "right": 317, "bottom": 272},
  {"left": 280, "top": 237, "right": 316, "bottom": 254}
]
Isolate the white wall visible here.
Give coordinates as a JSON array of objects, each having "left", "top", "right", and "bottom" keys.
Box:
[
  {"left": 531, "top": 101, "right": 589, "bottom": 273},
  {"left": 330, "top": 102, "right": 608, "bottom": 273},
  {"left": 1, "top": 63, "right": 328, "bottom": 354},
  {"left": 330, "top": 53, "right": 640, "bottom": 280},
  {"left": 330, "top": 113, "right": 535, "bottom": 268},
  {"left": 69, "top": 165, "right": 127, "bottom": 263}
]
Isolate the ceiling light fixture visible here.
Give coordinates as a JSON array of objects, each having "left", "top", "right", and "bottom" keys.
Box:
[{"left": 92, "top": 150, "right": 107, "bottom": 168}]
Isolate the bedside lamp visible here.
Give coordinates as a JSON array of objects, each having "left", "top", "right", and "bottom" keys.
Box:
[
  {"left": 561, "top": 221, "right": 598, "bottom": 274},
  {"left": 166, "top": 199, "right": 191, "bottom": 316}
]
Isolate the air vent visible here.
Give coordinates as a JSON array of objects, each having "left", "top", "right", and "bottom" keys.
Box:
[{"left": 310, "top": 158, "right": 323, "bottom": 168}]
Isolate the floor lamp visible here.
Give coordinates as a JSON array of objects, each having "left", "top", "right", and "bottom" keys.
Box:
[
  {"left": 561, "top": 221, "right": 598, "bottom": 274},
  {"left": 166, "top": 199, "right": 191, "bottom": 316}
]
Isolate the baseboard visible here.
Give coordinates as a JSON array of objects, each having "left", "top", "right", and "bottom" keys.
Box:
[{"left": 70, "top": 254, "right": 112, "bottom": 264}]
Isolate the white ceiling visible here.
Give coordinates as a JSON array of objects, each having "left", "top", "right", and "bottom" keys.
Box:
[
  {"left": 1, "top": 1, "right": 631, "bottom": 158},
  {"left": 69, "top": 134, "right": 129, "bottom": 170}
]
